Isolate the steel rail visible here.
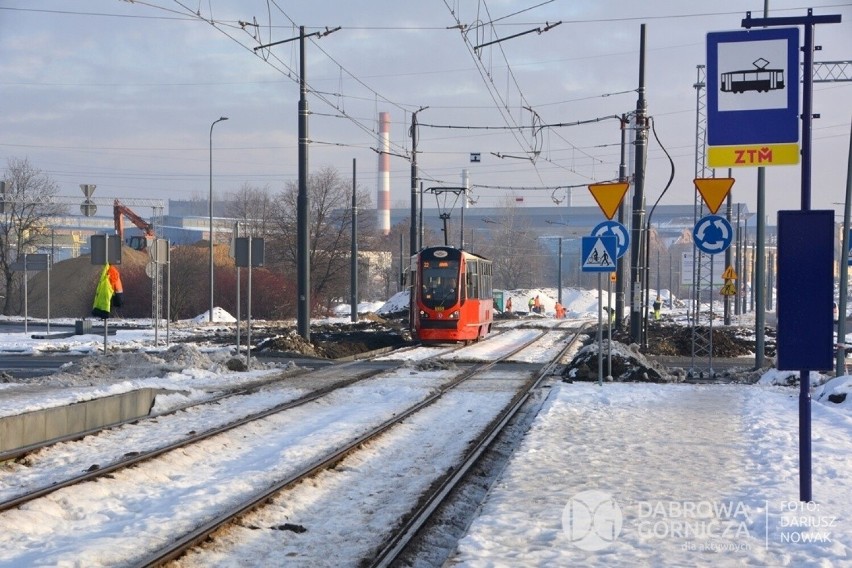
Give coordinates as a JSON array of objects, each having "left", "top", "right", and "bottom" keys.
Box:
[
  {"left": 369, "top": 322, "right": 592, "bottom": 567},
  {"left": 135, "top": 329, "right": 548, "bottom": 567},
  {"left": 0, "top": 365, "right": 389, "bottom": 513}
]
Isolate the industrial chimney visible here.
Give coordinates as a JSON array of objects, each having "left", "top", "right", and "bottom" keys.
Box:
[{"left": 377, "top": 112, "right": 391, "bottom": 235}]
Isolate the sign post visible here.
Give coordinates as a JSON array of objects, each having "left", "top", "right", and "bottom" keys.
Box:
[
  {"left": 733, "top": 9, "right": 842, "bottom": 503},
  {"left": 10, "top": 253, "right": 50, "bottom": 334},
  {"left": 582, "top": 235, "right": 617, "bottom": 387},
  {"left": 587, "top": 182, "right": 630, "bottom": 381},
  {"left": 235, "top": 237, "right": 265, "bottom": 370}
]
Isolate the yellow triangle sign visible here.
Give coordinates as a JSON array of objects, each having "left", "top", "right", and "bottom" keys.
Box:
[
  {"left": 720, "top": 281, "right": 737, "bottom": 296},
  {"left": 694, "top": 177, "right": 735, "bottom": 214},
  {"left": 588, "top": 181, "right": 630, "bottom": 220},
  {"left": 721, "top": 265, "right": 738, "bottom": 280}
]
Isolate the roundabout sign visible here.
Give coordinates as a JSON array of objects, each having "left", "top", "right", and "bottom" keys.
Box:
[{"left": 693, "top": 214, "right": 733, "bottom": 255}]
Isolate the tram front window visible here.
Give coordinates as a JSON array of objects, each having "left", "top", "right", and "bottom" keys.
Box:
[{"left": 421, "top": 265, "right": 460, "bottom": 308}]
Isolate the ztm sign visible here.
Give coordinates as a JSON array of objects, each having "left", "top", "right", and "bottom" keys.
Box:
[{"left": 706, "top": 27, "right": 800, "bottom": 168}]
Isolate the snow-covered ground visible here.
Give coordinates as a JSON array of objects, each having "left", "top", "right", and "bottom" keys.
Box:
[
  {"left": 0, "top": 289, "right": 850, "bottom": 566},
  {"left": 450, "top": 382, "right": 852, "bottom": 567}
]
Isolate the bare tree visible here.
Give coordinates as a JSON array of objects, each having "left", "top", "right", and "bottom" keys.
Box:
[
  {"left": 226, "top": 183, "right": 276, "bottom": 237},
  {"left": 269, "top": 166, "right": 373, "bottom": 313},
  {"left": 0, "top": 157, "right": 66, "bottom": 315},
  {"left": 475, "top": 197, "right": 540, "bottom": 290}
]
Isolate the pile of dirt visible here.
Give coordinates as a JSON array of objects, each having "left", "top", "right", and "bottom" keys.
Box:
[
  {"left": 611, "top": 320, "right": 772, "bottom": 358},
  {"left": 254, "top": 320, "right": 412, "bottom": 359},
  {"left": 33, "top": 344, "right": 220, "bottom": 386},
  {"left": 23, "top": 242, "right": 235, "bottom": 319},
  {"left": 564, "top": 318, "right": 776, "bottom": 384},
  {"left": 24, "top": 245, "right": 150, "bottom": 319}
]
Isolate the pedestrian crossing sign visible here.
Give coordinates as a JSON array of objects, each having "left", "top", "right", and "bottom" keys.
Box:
[{"left": 581, "top": 235, "right": 617, "bottom": 273}]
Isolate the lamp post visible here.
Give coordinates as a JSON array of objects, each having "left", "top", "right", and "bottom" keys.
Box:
[{"left": 209, "top": 116, "right": 228, "bottom": 323}]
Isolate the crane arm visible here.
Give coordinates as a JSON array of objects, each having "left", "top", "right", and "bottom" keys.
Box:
[{"left": 114, "top": 199, "right": 155, "bottom": 240}]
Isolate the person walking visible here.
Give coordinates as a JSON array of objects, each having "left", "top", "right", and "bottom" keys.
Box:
[
  {"left": 505, "top": 297, "right": 513, "bottom": 313},
  {"left": 653, "top": 297, "right": 662, "bottom": 320}
]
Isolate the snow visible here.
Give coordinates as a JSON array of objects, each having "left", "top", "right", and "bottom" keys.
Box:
[
  {"left": 1, "top": 292, "right": 850, "bottom": 566},
  {"left": 377, "top": 290, "right": 410, "bottom": 315},
  {"left": 450, "top": 383, "right": 852, "bottom": 566},
  {"left": 193, "top": 306, "right": 237, "bottom": 323},
  {"left": 332, "top": 300, "right": 387, "bottom": 316}
]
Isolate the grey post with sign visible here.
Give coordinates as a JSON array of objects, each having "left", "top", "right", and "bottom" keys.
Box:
[
  {"left": 148, "top": 238, "right": 170, "bottom": 346},
  {"left": 235, "top": 237, "right": 264, "bottom": 370},
  {"left": 80, "top": 184, "right": 97, "bottom": 217},
  {"left": 90, "top": 234, "right": 122, "bottom": 266},
  {"left": 10, "top": 253, "right": 51, "bottom": 334}
]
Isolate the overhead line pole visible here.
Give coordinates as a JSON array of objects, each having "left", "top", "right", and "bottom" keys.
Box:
[
  {"left": 629, "top": 24, "right": 649, "bottom": 345},
  {"left": 297, "top": 26, "right": 311, "bottom": 341},
  {"left": 351, "top": 158, "right": 358, "bottom": 323},
  {"left": 254, "top": 25, "right": 340, "bottom": 341},
  {"left": 616, "top": 114, "right": 629, "bottom": 330}
]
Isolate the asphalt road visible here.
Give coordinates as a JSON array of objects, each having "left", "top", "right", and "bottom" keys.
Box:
[{"left": 0, "top": 353, "right": 79, "bottom": 379}]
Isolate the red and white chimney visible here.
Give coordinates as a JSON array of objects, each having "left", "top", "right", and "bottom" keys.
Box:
[{"left": 377, "top": 112, "right": 391, "bottom": 236}]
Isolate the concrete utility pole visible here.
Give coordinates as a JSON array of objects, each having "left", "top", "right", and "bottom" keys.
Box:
[
  {"left": 410, "top": 109, "right": 426, "bottom": 259},
  {"left": 351, "top": 158, "right": 358, "bottom": 323},
  {"left": 296, "top": 27, "right": 311, "bottom": 341},
  {"left": 254, "top": 25, "right": 340, "bottom": 342},
  {"left": 629, "top": 24, "right": 649, "bottom": 344},
  {"left": 753, "top": 0, "right": 770, "bottom": 368},
  {"left": 615, "top": 114, "right": 629, "bottom": 329}
]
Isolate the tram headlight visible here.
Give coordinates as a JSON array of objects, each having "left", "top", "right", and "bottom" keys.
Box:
[
  {"left": 449, "top": 310, "right": 460, "bottom": 319},
  {"left": 419, "top": 310, "right": 429, "bottom": 318}
]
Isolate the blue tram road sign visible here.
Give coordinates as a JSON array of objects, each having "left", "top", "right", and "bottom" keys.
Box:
[{"left": 706, "top": 27, "right": 800, "bottom": 167}]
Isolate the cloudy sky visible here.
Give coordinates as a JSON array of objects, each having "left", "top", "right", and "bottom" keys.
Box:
[{"left": 1, "top": 1, "right": 850, "bottom": 220}]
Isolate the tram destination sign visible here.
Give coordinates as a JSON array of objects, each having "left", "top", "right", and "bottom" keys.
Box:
[{"left": 706, "top": 27, "right": 799, "bottom": 167}]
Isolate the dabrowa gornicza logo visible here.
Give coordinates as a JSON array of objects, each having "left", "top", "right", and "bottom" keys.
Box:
[
  {"left": 562, "top": 493, "right": 754, "bottom": 552},
  {"left": 636, "top": 499, "right": 753, "bottom": 551}
]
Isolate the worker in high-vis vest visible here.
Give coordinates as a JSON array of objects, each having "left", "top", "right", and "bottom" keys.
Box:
[{"left": 92, "top": 264, "right": 123, "bottom": 319}]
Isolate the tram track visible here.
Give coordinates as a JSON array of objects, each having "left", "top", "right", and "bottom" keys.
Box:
[
  {"left": 157, "top": 325, "right": 587, "bottom": 567},
  {"left": 0, "top": 338, "right": 472, "bottom": 496},
  {"left": 369, "top": 322, "right": 590, "bottom": 567},
  {"left": 138, "top": 328, "right": 550, "bottom": 566},
  {"left": 0, "top": 330, "right": 532, "bottom": 564},
  {"left": 0, "top": 326, "right": 583, "bottom": 566},
  {"left": 0, "top": 341, "right": 468, "bottom": 511}
]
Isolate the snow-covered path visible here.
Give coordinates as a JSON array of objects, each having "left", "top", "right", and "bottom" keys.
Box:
[{"left": 451, "top": 383, "right": 851, "bottom": 566}]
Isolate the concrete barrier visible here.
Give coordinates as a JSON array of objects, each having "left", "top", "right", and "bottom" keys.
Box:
[{"left": 0, "top": 389, "right": 161, "bottom": 457}]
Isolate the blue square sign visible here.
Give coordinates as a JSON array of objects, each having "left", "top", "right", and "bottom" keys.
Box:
[{"left": 581, "top": 235, "right": 617, "bottom": 273}]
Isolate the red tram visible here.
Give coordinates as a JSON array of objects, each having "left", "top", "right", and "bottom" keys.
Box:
[{"left": 411, "top": 246, "right": 493, "bottom": 343}]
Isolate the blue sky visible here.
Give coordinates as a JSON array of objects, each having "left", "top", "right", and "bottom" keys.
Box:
[{"left": 1, "top": 1, "right": 850, "bottom": 219}]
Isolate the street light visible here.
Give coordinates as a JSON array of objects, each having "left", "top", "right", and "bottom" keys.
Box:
[{"left": 209, "top": 116, "right": 228, "bottom": 323}]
